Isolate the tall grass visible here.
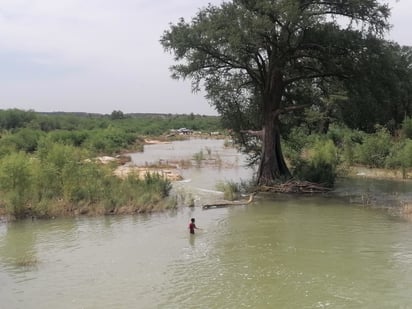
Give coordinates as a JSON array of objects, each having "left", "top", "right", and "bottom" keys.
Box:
[
  {"left": 0, "top": 142, "right": 172, "bottom": 219},
  {"left": 216, "top": 181, "right": 241, "bottom": 201}
]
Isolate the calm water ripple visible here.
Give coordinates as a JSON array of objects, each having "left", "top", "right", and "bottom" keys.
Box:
[{"left": 2, "top": 139, "right": 412, "bottom": 308}]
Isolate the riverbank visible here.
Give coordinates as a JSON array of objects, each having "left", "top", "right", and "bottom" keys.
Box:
[
  {"left": 347, "top": 165, "right": 412, "bottom": 180},
  {"left": 2, "top": 141, "right": 412, "bottom": 223},
  {"left": 2, "top": 169, "right": 411, "bottom": 223}
]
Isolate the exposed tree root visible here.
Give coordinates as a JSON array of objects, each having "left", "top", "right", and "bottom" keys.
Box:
[{"left": 260, "top": 180, "right": 331, "bottom": 194}]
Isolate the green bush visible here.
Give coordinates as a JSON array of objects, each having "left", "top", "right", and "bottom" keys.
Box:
[
  {"left": 386, "top": 139, "right": 412, "bottom": 177},
  {"left": 84, "top": 128, "right": 136, "bottom": 154},
  {"left": 292, "top": 139, "right": 338, "bottom": 187},
  {"left": 354, "top": 126, "right": 392, "bottom": 168},
  {"left": 293, "top": 160, "right": 336, "bottom": 187},
  {"left": 0, "top": 109, "right": 37, "bottom": 130},
  {"left": 401, "top": 117, "right": 412, "bottom": 139},
  {"left": 192, "top": 150, "right": 204, "bottom": 167},
  {"left": 284, "top": 126, "right": 311, "bottom": 163},
  {"left": 47, "top": 130, "right": 89, "bottom": 147},
  {"left": 114, "top": 172, "right": 172, "bottom": 207},
  {"left": 0, "top": 152, "right": 34, "bottom": 217},
  {"left": 311, "top": 139, "right": 338, "bottom": 166},
  {"left": 326, "top": 125, "right": 355, "bottom": 165},
  {"left": 216, "top": 181, "right": 241, "bottom": 200},
  {"left": 0, "top": 129, "right": 44, "bottom": 153}
]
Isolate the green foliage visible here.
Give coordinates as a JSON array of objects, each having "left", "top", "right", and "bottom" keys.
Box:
[
  {"left": 84, "top": 128, "right": 136, "bottom": 154},
  {"left": 292, "top": 139, "right": 338, "bottom": 187},
  {"left": 161, "top": 0, "right": 391, "bottom": 184},
  {"left": 0, "top": 109, "right": 223, "bottom": 219},
  {"left": 0, "top": 109, "right": 37, "bottom": 130},
  {"left": 401, "top": 117, "right": 412, "bottom": 139},
  {"left": 0, "top": 132, "right": 17, "bottom": 157},
  {"left": 0, "top": 109, "right": 222, "bottom": 139},
  {"left": 311, "top": 139, "right": 338, "bottom": 167},
  {"left": 216, "top": 181, "right": 240, "bottom": 201},
  {"left": 0, "top": 152, "right": 34, "bottom": 217},
  {"left": 396, "top": 140, "right": 412, "bottom": 168},
  {"left": 283, "top": 126, "right": 311, "bottom": 163},
  {"left": 0, "top": 129, "right": 44, "bottom": 153},
  {"left": 47, "top": 130, "right": 89, "bottom": 147},
  {"left": 385, "top": 139, "right": 412, "bottom": 179},
  {"left": 340, "top": 44, "right": 412, "bottom": 133},
  {"left": 0, "top": 138, "right": 173, "bottom": 219},
  {"left": 110, "top": 110, "right": 125, "bottom": 120},
  {"left": 325, "top": 125, "right": 364, "bottom": 166},
  {"left": 293, "top": 161, "right": 336, "bottom": 188},
  {"left": 110, "top": 173, "right": 172, "bottom": 208},
  {"left": 192, "top": 150, "right": 204, "bottom": 166},
  {"left": 354, "top": 126, "right": 392, "bottom": 168}
]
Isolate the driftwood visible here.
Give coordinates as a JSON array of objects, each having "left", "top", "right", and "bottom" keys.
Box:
[
  {"left": 202, "top": 193, "right": 255, "bottom": 210},
  {"left": 239, "top": 129, "right": 264, "bottom": 138},
  {"left": 260, "top": 180, "right": 331, "bottom": 193}
]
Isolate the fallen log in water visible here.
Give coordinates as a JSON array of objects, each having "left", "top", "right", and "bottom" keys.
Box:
[{"left": 202, "top": 193, "right": 255, "bottom": 210}]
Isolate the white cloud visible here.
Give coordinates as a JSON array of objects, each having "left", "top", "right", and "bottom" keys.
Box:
[
  {"left": 0, "top": 0, "right": 410, "bottom": 114},
  {"left": 0, "top": 0, "right": 223, "bottom": 114},
  {"left": 388, "top": 0, "right": 412, "bottom": 46}
]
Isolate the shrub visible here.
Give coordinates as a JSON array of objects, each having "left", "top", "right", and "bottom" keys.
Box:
[
  {"left": 84, "top": 128, "right": 136, "bottom": 154},
  {"left": 401, "top": 117, "right": 412, "bottom": 139},
  {"left": 293, "top": 160, "right": 336, "bottom": 187},
  {"left": 0, "top": 129, "right": 44, "bottom": 153},
  {"left": 292, "top": 139, "right": 338, "bottom": 187},
  {"left": 62, "top": 161, "right": 109, "bottom": 203},
  {"left": 326, "top": 125, "right": 363, "bottom": 166},
  {"left": 192, "top": 150, "right": 204, "bottom": 167},
  {"left": 114, "top": 172, "right": 172, "bottom": 208},
  {"left": 34, "top": 140, "right": 91, "bottom": 204},
  {"left": 386, "top": 139, "right": 412, "bottom": 178},
  {"left": 216, "top": 181, "right": 241, "bottom": 200},
  {"left": 284, "top": 126, "right": 310, "bottom": 163},
  {"left": 354, "top": 126, "right": 392, "bottom": 168},
  {"left": 47, "top": 130, "right": 89, "bottom": 147},
  {"left": 0, "top": 152, "right": 34, "bottom": 217}
]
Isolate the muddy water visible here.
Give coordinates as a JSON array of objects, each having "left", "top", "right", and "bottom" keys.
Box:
[{"left": 1, "top": 139, "right": 412, "bottom": 308}]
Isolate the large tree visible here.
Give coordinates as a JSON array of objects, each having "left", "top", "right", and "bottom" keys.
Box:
[
  {"left": 161, "top": 0, "right": 390, "bottom": 185},
  {"left": 339, "top": 43, "right": 412, "bottom": 133}
]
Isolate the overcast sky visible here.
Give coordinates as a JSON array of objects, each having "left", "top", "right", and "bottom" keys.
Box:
[{"left": 0, "top": 0, "right": 410, "bottom": 115}]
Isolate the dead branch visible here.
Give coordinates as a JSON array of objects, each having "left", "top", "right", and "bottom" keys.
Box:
[
  {"left": 202, "top": 193, "right": 255, "bottom": 210},
  {"left": 239, "top": 129, "right": 264, "bottom": 138},
  {"left": 260, "top": 180, "right": 331, "bottom": 193}
]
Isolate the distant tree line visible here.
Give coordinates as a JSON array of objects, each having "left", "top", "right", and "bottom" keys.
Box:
[
  {"left": 0, "top": 109, "right": 222, "bottom": 219},
  {"left": 0, "top": 109, "right": 222, "bottom": 155}
]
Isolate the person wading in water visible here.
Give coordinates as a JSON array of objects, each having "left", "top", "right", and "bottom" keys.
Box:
[{"left": 188, "top": 218, "right": 198, "bottom": 234}]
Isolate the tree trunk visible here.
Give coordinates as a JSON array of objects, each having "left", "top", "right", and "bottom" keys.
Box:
[
  {"left": 257, "top": 70, "right": 291, "bottom": 186},
  {"left": 257, "top": 114, "right": 291, "bottom": 185}
]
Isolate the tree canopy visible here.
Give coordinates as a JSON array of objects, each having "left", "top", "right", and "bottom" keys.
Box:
[{"left": 161, "top": 0, "right": 396, "bottom": 185}]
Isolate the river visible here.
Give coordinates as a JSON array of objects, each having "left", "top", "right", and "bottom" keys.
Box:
[{"left": 1, "top": 139, "right": 412, "bottom": 308}]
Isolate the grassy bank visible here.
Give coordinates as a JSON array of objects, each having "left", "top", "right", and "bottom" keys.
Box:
[
  {"left": 0, "top": 145, "right": 174, "bottom": 221},
  {"left": 0, "top": 110, "right": 224, "bottom": 221}
]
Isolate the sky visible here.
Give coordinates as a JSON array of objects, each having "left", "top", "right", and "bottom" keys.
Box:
[{"left": 0, "top": 0, "right": 411, "bottom": 115}]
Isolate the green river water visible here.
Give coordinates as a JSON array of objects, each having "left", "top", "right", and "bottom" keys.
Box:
[{"left": 1, "top": 139, "right": 412, "bottom": 308}]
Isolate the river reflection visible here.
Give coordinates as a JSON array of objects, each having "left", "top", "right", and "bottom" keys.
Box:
[{"left": 1, "top": 139, "right": 412, "bottom": 308}]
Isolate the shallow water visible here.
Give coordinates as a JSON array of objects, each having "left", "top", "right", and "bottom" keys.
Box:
[{"left": 1, "top": 139, "right": 412, "bottom": 308}]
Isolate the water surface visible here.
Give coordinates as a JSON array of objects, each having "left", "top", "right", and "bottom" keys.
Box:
[{"left": 1, "top": 139, "right": 412, "bottom": 308}]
